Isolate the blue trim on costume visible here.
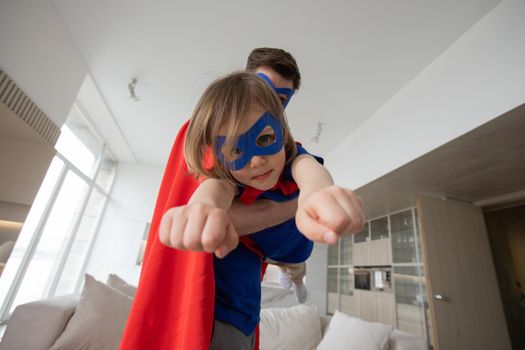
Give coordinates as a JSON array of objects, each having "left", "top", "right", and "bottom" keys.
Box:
[
  {"left": 256, "top": 72, "right": 295, "bottom": 108},
  {"left": 215, "top": 112, "right": 284, "bottom": 170}
]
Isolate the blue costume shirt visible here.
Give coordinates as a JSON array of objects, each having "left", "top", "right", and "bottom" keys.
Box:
[{"left": 213, "top": 145, "right": 323, "bottom": 335}]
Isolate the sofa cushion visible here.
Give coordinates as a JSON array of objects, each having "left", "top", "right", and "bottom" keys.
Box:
[
  {"left": 48, "top": 274, "right": 132, "bottom": 350},
  {"left": 106, "top": 273, "right": 137, "bottom": 298},
  {"left": 0, "top": 294, "right": 78, "bottom": 350},
  {"left": 317, "top": 310, "right": 393, "bottom": 350},
  {"left": 260, "top": 304, "right": 322, "bottom": 350},
  {"left": 261, "top": 285, "right": 295, "bottom": 308}
]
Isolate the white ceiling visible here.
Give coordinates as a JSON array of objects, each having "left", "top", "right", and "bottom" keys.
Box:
[{"left": 52, "top": 0, "right": 500, "bottom": 165}]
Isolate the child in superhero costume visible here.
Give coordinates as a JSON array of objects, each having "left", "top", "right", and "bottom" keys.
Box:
[
  {"left": 119, "top": 48, "right": 306, "bottom": 350},
  {"left": 160, "top": 72, "right": 361, "bottom": 349},
  {"left": 119, "top": 49, "right": 364, "bottom": 350}
]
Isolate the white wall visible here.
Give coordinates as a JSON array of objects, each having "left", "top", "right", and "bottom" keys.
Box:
[
  {"left": 326, "top": 0, "right": 525, "bottom": 190},
  {"left": 86, "top": 162, "right": 163, "bottom": 285},
  {"left": 0, "top": 202, "right": 29, "bottom": 225},
  {"left": 0, "top": 0, "right": 87, "bottom": 127},
  {"left": 306, "top": 244, "right": 328, "bottom": 314},
  {"left": 320, "top": 0, "right": 525, "bottom": 315},
  {"left": 0, "top": 202, "right": 28, "bottom": 246}
]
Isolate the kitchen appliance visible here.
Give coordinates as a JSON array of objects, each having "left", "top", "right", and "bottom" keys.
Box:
[
  {"left": 372, "top": 268, "right": 392, "bottom": 292},
  {"left": 354, "top": 269, "right": 371, "bottom": 290}
]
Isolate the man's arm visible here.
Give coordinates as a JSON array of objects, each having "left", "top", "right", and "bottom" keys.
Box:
[{"left": 228, "top": 198, "right": 298, "bottom": 236}]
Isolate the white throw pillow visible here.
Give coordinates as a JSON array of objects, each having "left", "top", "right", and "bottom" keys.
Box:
[
  {"left": 106, "top": 273, "right": 137, "bottom": 298},
  {"left": 261, "top": 285, "right": 295, "bottom": 308},
  {"left": 260, "top": 304, "right": 322, "bottom": 350},
  {"left": 49, "top": 274, "right": 133, "bottom": 350},
  {"left": 317, "top": 311, "right": 393, "bottom": 350}
]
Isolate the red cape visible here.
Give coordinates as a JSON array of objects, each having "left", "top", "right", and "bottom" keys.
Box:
[{"left": 119, "top": 121, "right": 263, "bottom": 350}]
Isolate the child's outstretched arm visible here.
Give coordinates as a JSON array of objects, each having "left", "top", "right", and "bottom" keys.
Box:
[
  {"left": 159, "top": 178, "right": 239, "bottom": 258},
  {"left": 291, "top": 154, "right": 365, "bottom": 244}
]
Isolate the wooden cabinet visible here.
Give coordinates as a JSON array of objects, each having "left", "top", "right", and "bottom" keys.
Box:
[
  {"left": 362, "top": 291, "right": 377, "bottom": 321},
  {"left": 353, "top": 238, "right": 392, "bottom": 266},
  {"left": 329, "top": 208, "right": 428, "bottom": 343},
  {"left": 353, "top": 289, "right": 395, "bottom": 326},
  {"left": 353, "top": 289, "right": 371, "bottom": 321},
  {"left": 352, "top": 241, "right": 370, "bottom": 266},
  {"left": 391, "top": 210, "right": 419, "bottom": 264},
  {"left": 369, "top": 238, "right": 392, "bottom": 266},
  {"left": 392, "top": 266, "right": 428, "bottom": 338},
  {"left": 352, "top": 216, "right": 392, "bottom": 266},
  {"left": 376, "top": 291, "right": 396, "bottom": 326}
]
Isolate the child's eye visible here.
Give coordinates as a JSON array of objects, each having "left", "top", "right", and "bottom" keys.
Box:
[
  {"left": 257, "top": 134, "right": 276, "bottom": 147},
  {"left": 222, "top": 147, "right": 242, "bottom": 161}
]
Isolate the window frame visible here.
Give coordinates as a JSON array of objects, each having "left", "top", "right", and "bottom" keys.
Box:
[{"left": 0, "top": 106, "right": 117, "bottom": 322}]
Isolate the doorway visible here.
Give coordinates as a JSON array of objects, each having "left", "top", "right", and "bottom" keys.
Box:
[{"left": 485, "top": 204, "right": 525, "bottom": 350}]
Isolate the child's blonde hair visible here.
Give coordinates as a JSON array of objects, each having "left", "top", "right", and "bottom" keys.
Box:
[{"left": 185, "top": 72, "right": 297, "bottom": 184}]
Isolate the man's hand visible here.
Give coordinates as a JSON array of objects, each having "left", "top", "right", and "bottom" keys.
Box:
[
  {"left": 296, "top": 186, "right": 365, "bottom": 244},
  {"left": 159, "top": 203, "right": 239, "bottom": 258}
]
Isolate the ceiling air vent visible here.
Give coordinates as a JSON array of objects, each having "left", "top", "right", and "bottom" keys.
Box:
[{"left": 0, "top": 69, "right": 61, "bottom": 146}]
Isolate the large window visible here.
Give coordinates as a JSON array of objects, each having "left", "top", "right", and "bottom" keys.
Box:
[{"left": 0, "top": 104, "right": 116, "bottom": 321}]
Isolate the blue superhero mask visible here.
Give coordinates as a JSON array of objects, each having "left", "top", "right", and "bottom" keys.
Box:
[
  {"left": 215, "top": 112, "right": 284, "bottom": 170},
  {"left": 256, "top": 73, "right": 295, "bottom": 108}
]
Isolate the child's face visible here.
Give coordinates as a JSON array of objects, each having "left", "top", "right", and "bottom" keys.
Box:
[{"left": 221, "top": 105, "right": 286, "bottom": 191}]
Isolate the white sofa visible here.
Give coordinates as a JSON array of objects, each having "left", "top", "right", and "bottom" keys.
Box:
[
  {"left": 0, "top": 274, "right": 134, "bottom": 350},
  {"left": 260, "top": 304, "right": 428, "bottom": 350},
  {"left": 260, "top": 285, "right": 428, "bottom": 350},
  {"left": 0, "top": 275, "right": 428, "bottom": 350},
  {"left": 0, "top": 294, "right": 80, "bottom": 350}
]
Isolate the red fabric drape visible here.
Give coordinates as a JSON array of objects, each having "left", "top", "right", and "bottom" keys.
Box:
[
  {"left": 119, "top": 121, "right": 262, "bottom": 350},
  {"left": 119, "top": 121, "right": 215, "bottom": 349}
]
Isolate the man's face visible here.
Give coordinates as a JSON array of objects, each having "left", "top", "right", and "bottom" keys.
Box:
[{"left": 254, "top": 66, "right": 295, "bottom": 107}]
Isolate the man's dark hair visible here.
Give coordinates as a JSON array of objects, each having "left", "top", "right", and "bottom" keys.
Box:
[{"left": 246, "top": 48, "right": 301, "bottom": 90}]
